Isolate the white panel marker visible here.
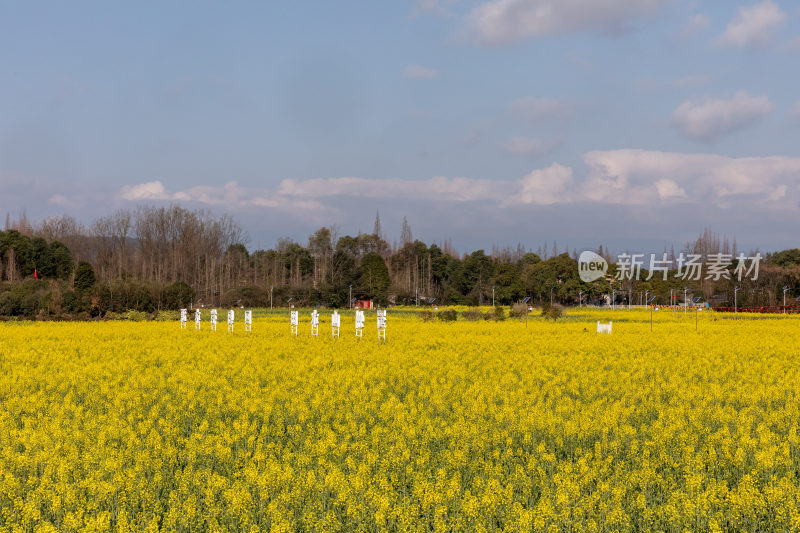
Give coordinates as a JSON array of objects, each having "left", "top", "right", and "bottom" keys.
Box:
[
  {"left": 377, "top": 310, "right": 387, "bottom": 342},
  {"left": 597, "top": 321, "right": 612, "bottom": 334},
  {"left": 331, "top": 311, "right": 340, "bottom": 338},
  {"left": 311, "top": 310, "right": 319, "bottom": 337},
  {"left": 355, "top": 310, "right": 365, "bottom": 339}
]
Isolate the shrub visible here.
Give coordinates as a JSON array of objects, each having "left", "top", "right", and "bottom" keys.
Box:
[
  {"left": 510, "top": 303, "right": 528, "bottom": 320},
  {"left": 489, "top": 306, "right": 506, "bottom": 321},
  {"left": 105, "top": 310, "right": 149, "bottom": 321},
  {"left": 419, "top": 310, "right": 434, "bottom": 322},
  {"left": 61, "top": 289, "right": 80, "bottom": 313},
  {"left": 0, "top": 292, "right": 21, "bottom": 316},
  {"left": 462, "top": 308, "right": 484, "bottom": 321},
  {"left": 153, "top": 309, "right": 181, "bottom": 322},
  {"left": 541, "top": 303, "right": 565, "bottom": 321},
  {"left": 437, "top": 309, "right": 457, "bottom": 322},
  {"left": 20, "top": 293, "right": 42, "bottom": 318},
  {"left": 164, "top": 281, "right": 195, "bottom": 309},
  {"left": 73, "top": 261, "right": 96, "bottom": 293}
]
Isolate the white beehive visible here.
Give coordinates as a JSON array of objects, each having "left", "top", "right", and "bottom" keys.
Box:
[
  {"left": 377, "top": 310, "right": 386, "bottom": 342},
  {"left": 597, "top": 321, "right": 612, "bottom": 334},
  {"left": 290, "top": 310, "right": 299, "bottom": 336},
  {"left": 355, "top": 310, "right": 365, "bottom": 338},
  {"left": 331, "top": 311, "right": 340, "bottom": 338}
]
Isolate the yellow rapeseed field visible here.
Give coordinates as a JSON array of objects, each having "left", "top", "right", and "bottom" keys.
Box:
[{"left": 1, "top": 308, "right": 799, "bottom": 532}]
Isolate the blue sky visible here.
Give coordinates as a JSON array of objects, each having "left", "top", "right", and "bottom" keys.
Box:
[{"left": 1, "top": 0, "right": 799, "bottom": 253}]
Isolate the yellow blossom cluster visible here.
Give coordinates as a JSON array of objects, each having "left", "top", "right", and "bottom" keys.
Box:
[{"left": 0, "top": 308, "right": 798, "bottom": 531}]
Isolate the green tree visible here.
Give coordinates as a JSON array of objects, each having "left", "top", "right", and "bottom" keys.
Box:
[
  {"left": 462, "top": 250, "right": 495, "bottom": 304},
  {"left": 1, "top": 230, "right": 33, "bottom": 278},
  {"left": 323, "top": 250, "right": 359, "bottom": 308},
  {"left": 357, "top": 252, "right": 390, "bottom": 304},
  {"left": 770, "top": 249, "right": 800, "bottom": 268},
  {"left": 74, "top": 261, "right": 96, "bottom": 293},
  {"left": 30, "top": 237, "right": 53, "bottom": 278},
  {"left": 492, "top": 263, "right": 525, "bottom": 304},
  {"left": 49, "top": 241, "right": 74, "bottom": 279}
]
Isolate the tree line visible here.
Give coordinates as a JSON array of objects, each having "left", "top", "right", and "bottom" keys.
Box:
[{"left": 1, "top": 208, "right": 799, "bottom": 318}]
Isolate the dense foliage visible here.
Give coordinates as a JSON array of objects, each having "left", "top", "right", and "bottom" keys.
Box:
[{"left": 1, "top": 212, "right": 799, "bottom": 318}]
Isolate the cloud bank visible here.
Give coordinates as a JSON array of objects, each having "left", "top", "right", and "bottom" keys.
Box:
[
  {"left": 114, "top": 150, "right": 800, "bottom": 212},
  {"left": 716, "top": 0, "right": 786, "bottom": 48},
  {"left": 465, "top": 0, "right": 670, "bottom": 45},
  {"left": 670, "top": 91, "right": 773, "bottom": 142}
]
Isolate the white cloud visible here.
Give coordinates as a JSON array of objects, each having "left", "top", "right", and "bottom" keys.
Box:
[
  {"left": 403, "top": 64, "right": 440, "bottom": 80},
  {"left": 670, "top": 91, "right": 773, "bottom": 142},
  {"left": 654, "top": 179, "right": 687, "bottom": 200},
  {"left": 114, "top": 150, "right": 800, "bottom": 213},
  {"left": 465, "top": 0, "right": 670, "bottom": 45},
  {"left": 582, "top": 149, "right": 800, "bottom": 206},
  {"left": 680, "top": 13, "right": 709, "bottom": 40},
  {"left": 119, "top": 181, "right": 171, "bottom": 201},
  {"left": 502, "top": 136, "right": 563, "bottom": 157},
  {"left": 277, "top": 176, "right": 506, "bottom": 202},
  {"left": 118, "top": 181, "right": 322, "bottom": 210},
  {"left": 47, "top": 194, "right": 72, "bottom": 206},
  {"left": 716, "top": 0, "right": 785, "bottom": 48},
  {"left": 516, "top": 163, "right": 573, "bottom": 204},
  {"left": 511, "top": 96, "right": 574, "bottom": 122}
]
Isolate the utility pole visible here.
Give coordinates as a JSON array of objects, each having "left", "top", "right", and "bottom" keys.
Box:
[
  {"left": 578, "top": 290, "right": 583, "bottom": 308},
  {"left": 683, "top": 287, "right": 688, "bottom": 314},
  {"left": 784, "top": 286, "right": 790, "bottom": 314},
  {"left": 270, "top": 285, "right": 273, "bottom": 309},
  {"left": 349, "top": 285, "right": 352, "bottom": 310},
  {"left": 492, "top": 286, "right": 495, "bottom": 307}
]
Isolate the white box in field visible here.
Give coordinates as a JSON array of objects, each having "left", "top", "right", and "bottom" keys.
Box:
[
  {"left": 597, "top": 321, "right": 612, "bottom": 334},
  {"left": 331, "top": 311, "right": 340, "bottom": 338}
]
